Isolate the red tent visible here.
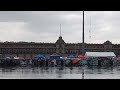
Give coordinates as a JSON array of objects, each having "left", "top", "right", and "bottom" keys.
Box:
[
  {"left": 71, "top": 58, "right": 78, "bottom": 63},
  {"left": 77, "top": 55, "right": 86, "bottom": 59}
]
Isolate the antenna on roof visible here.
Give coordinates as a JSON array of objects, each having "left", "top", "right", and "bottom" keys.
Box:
[{"left": 60, "top": 24, "right": 61, "bottom": 37}]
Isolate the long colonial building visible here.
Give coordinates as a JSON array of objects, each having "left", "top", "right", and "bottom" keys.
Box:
[{"left": 0, "top": 36, "right": 120, "bottom": 59}]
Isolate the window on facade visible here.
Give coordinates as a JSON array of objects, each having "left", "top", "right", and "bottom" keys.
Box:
[
  {"left": 38, "top": 50, "right": 41, "bottom": 54},
  {"left": 21, "top": 49, "right": 23, "bottom": 54},
  {"left": 19, "top": 49, "right": 21, "bottom": 54},
  {"left": 50, "top": 49, "right": 53, "bottom": 54},
  {"left": 29, "top": 49, "right": 31, "bottom": 54},
  {"left": 46, "top": 50, "right": 48, "bottom": 54},
  {"left": 66, "top": 50, "right": 68, "bottom": 53},
  {"left": 9, "top": 50, "right": 12, "bottom": 53},
  {"left": 59, "top": 49, "right": 62, "bottom": 53},
  {"left": 36, "top": 49, "right": 38, "bottom": 53},
  {"left": 42, "top": 50, "right": 44, "bottom": 54},
  {"left": 49, "top": 49, "right": 51, "bottom": 54},
  {"left": 73, "top": 51, "right": 75, "bottom": 54}
]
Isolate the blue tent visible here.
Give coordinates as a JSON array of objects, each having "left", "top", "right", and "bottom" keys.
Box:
[
  {"left": 34, "top": 54, "right": 45, "bottom": 59},
  {"left": 67, "top": 55, "right": 76, "bottom": 58},
  {"left": 50, "top": 54, "right": 60, "bottom": 61}
]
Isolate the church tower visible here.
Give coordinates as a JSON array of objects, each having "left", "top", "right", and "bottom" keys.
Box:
[{"left": 55, "top": 24, "right": 66, "bottom": 55}]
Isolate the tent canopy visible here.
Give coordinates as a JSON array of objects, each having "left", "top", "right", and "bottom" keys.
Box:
[
  {"left": 67, "top": 55, "right": 76, "bottom": 58},
  {"left": 50, "top": 54, "right": 60, "bottom": 60},
  {"left": 77, "top": 55, "right": 86, "bottom": 58},
  {"left": 85, "top": 52, "right": 116, "bottom": 57},
  {"left": 34, "top": 54, "right": 45, "bottom": 59},
  {"left": 14, "top": 56, "right": 19, "bottom": 59},
  {"left": 50, "top": 53, "right": 60, "bottom": 56},
  {"left": 5, "top": 57, "right": 11, "bottom": 59}
]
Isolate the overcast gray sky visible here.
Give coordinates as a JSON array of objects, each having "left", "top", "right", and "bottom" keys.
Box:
[{"left": 0, "top": 11, "right": 119, "bottom": 44}]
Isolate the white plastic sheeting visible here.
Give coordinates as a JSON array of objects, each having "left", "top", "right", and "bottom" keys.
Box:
[{"left": 85, "top": 52, "right": 116, "bottom": 57}]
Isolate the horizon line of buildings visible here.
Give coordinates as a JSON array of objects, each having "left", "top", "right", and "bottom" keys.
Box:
[{"left": 0, "top": 36, "right": 120, "bottom": 59}]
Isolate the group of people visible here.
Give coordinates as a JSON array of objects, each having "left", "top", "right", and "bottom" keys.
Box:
[
  {"left": 22, "top": 58, "right": 76, "bottom": 67},
  {"left": 0, "top": 57, "right": 117, "bottom": 67},
  {"left": 0, "top": 59, "right": 20, "bottom": 66},
  {"left": 87, "top": 57, "right": 116, "bottom": 67}
]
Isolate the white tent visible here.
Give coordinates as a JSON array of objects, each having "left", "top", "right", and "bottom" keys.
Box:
[
  {"left": 14, "top": 56, "right": 19, "bottom": 59},
  {"left": 85, "top": 52, "right": 116, "bottom": 57}
]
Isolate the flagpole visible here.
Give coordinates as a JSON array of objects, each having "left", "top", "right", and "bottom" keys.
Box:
[{"left": 82, "top": 11, "right": 85, "bottom": 56}]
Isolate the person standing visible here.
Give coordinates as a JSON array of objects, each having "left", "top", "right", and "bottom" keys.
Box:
[
  {"left": 110, "top": 57, "right": 113, "bottom": 66},
  {"left": 46, "top": 59, "right": 49, "bottom": 67},
  {"left": 98, "top": 58, "right": 102, "bottom": 67},
  {"left": 61, "top": 59, "right": 64, "bottom": 67}
]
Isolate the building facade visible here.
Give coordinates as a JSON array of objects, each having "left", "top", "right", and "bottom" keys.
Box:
[{"left": 0, "top": 36, "right": 120, "bottom": 59}]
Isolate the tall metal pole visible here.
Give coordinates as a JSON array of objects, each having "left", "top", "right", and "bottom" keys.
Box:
[
  {"left": 82, "top": 68, "right": 84, "bottom": 79},
  {"left": 60, "top": 24, "right": 61, "bottom": 37},
  {"left": 82, "top": 11, "right": 85, "bottom": 56}
]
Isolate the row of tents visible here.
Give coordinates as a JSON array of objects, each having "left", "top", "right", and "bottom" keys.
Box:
[
  {"left": 2, "top": 52, "right": 117, "bottom": 61},
  {"left": 0, "top": 52, "right": 118, "bottom": 67},
  {"left": 33, "top": 52, "right": 116, "bottom": 60},
  {"left": 31, "top": 52, "right": 117, "bottom": 66},
  {"left": 34, "top": 54, "right": 86, "bottom": 60}
]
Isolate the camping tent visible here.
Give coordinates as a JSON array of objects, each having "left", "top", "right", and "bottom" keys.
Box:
[
  {"left": 85, "top": 52, "right": 116, "bottom": 57},
  {"left": 34, "top": 54, "right": 45, "bottom": 59}
]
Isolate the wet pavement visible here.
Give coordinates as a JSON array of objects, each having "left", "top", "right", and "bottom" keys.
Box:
[{"left": 0, "top": 66, "right": 120, "bottom": 79}]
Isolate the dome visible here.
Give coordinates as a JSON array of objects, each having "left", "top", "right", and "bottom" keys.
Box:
[{"left": 104, "top": 40, "right": 112, "bottom": 45}]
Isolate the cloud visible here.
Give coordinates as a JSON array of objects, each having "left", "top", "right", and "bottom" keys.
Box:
[{"left": 0, "top": 11, "right": 119, "bottom": 44}]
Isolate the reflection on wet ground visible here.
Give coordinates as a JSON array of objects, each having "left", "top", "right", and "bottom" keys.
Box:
[{"left": 0, "top": 66, "right": 120, "bottom": 79}]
